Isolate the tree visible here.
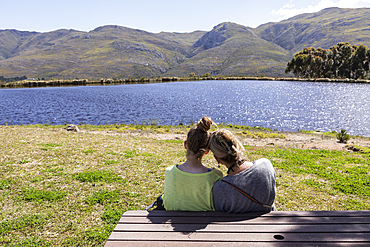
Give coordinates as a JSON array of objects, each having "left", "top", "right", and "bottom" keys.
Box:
[
  {"left": 351, "top": 44, "right": 368, "bottom": 79},
  {"left": 336, "top": 42, "right": 355, "bottom": 78},
  {"left": 285, "top": 42, "right": 370, "bottom": 79},
  {"left": 285, "top": 54, "right": 309, "bottom": 77}
]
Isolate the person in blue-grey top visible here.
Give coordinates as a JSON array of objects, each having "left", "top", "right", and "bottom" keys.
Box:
[{"left": 209, "top": 129, "right": 276, "bottom": 213}]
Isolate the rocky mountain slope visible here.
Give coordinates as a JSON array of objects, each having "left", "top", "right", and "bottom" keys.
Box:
[
  {"left": 255, "top": 7, "right": 370, "bottom": 53},
  {"left": 169, "top": 22, "right": 289, "bottom": 77},
  {"left": 1, "top": 7, "right": 370, "bottom": 79}
]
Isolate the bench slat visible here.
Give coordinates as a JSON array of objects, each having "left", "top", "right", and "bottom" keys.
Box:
[
  {"left": 123, "top": 210, "right": 370, "bottom": 217},
  {"left": 107, "top": 231, "right": 370, "bottom": 242},
  {"left": 105, "top": 241, "right": 370, "bottom": 247},
  {"left": 119, "top": 216, "right": 370, "bottom": 224},
  {"left": 112, "top": 223, "right": 370, "bottom": 233}
]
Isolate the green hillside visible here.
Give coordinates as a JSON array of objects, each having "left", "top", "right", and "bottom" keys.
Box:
[
  {"left": 1, "top": 7, "right": 370, "bottom": 79},
  {"left": 168, "top": 22, "right": 290, "bottom": 77},
  {"left": 0, "top": 30, "right": 37, "bottom": 60},
  {"left": 157, "top": 31, "right": 206, "bottom": 47},
  {"left": 255, "top": 7, "right": 370, "bottom": 54},
  {"left": 0, "top": 26, "right": 191, "bottom": 79}
]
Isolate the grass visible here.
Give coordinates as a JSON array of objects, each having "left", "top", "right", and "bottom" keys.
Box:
[{"left": 0, "top": 124, "right": 369, "bottom": 246}]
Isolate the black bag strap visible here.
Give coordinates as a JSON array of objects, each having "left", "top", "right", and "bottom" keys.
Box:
[{"left": 221, "top": 180, "right": 273, "bottom": 208}]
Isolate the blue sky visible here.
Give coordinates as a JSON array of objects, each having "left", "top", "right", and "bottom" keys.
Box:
[{"left": 1, "top": 0, "right": 370, "bottom": 33}]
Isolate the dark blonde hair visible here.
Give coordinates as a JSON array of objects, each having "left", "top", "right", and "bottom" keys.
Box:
[
  {"left": 209, "top": 129, "right": 245, "bottom": 168},
  {"left": 186, "top": 116, "right": 214, "bottom": 158}
]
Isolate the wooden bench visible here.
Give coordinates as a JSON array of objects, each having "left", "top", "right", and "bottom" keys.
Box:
[{"left": 105, "top": 210, "right": 370, "bottom": 246}]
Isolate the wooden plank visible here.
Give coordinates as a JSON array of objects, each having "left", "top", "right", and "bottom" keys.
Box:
[
  {"left": 123, "top": 210, "right": 370, "bottom": 217},
  {"left": 105, "top": 241, "right": 370, "bottom": 247},
  {"left": 107, "top": 231, "right": 370, "bottom": 242},
  {"left": 118, "top": 216, "right": 370, "bottom": 224},
  {"left": 123, "top": 210, "right": 268, "bottom": 217},
  {"left": 112, "top": 223, "right": 370, "bottom": 233}
]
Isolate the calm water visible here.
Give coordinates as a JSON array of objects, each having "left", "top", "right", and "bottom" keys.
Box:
[{"left": 1, "top": 80, "right": 370, "bottom": 136}]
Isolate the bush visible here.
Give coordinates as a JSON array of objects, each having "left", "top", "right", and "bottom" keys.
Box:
[{"left": 336, "top": 129, "right": 350, "bottom": 143}]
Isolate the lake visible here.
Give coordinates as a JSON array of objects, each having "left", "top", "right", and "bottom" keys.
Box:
[{"left": 1, "top": 80, "right": 370, "bottom": 136}]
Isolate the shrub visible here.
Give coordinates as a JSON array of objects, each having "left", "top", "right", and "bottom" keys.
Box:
[{"left": 336, "top": 129, "right": 350, "bottom": 143}]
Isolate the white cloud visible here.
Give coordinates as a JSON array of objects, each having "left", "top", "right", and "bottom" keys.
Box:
[{"left": 271, "top": 0, "right": 370, "bottom": 21}]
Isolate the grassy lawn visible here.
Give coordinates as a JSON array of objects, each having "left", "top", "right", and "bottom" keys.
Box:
[{"left": 0, "top": 124, "right": 369, "bottom": 246}]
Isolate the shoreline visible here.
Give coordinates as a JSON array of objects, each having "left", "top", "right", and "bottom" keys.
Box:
[
  {"left": 1, "top": 76, "right": 370, "bottom": 88},
  {"left": 3, "top": 123, "right": 370, "bottom": 150},
  {"left": 3, "top": 123, "right": 370, "bottom": 139}
]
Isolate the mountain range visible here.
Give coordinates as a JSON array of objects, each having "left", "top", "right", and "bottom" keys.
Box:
[{"left": 1, "top": 7, "right": 370, "bottom": 79}]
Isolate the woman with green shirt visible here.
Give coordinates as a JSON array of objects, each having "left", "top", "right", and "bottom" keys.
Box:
[{"left": 162, "top": 116, "right": 223, "bottom": 211}]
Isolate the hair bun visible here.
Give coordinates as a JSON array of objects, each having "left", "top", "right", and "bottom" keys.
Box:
[{"left": 197, "top": 116, "right": 213, "bottom": 132}]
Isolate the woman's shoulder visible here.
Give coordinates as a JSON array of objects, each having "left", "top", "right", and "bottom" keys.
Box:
[
  {"left": 165, "top": 165, "right": 179, "bottom": 173},
  {"left": 236, "top": 158, "right": 275, "bottom": 182},
  {"left": 166, "top": 165, "right": 222, "bottom": 178},
  {"left": 254, "top": 158, "right": 272, "bottom": 165},
  {"left": 252, "top": 158, "right": 274, "bottom": 172},
  {"left": 211, "top": 168, "right": 223, "bottom": 178},
  {"left": 218, "top": 158, "right": 274, "bottom": 182}
]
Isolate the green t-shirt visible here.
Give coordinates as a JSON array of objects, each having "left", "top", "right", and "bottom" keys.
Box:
[{"left": 163, "top": 165, "right": 223, "bottom": 211}]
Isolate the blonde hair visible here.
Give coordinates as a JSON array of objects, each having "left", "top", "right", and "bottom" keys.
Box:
[
  {"left": 186, "top": 116, "right": 214, "bottom": 158},
  {"left": 209, "top": 129, "right": 245, "bottom": 168}
]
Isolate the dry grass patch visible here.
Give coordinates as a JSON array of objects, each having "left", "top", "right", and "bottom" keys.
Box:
[{"left": 0, "top": 124, "right": 369, "bottom": 246}]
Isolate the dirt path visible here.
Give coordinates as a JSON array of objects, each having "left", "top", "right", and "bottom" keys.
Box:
[{"left": 81, "top": 129, "right": 369, "bottom": 152}]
